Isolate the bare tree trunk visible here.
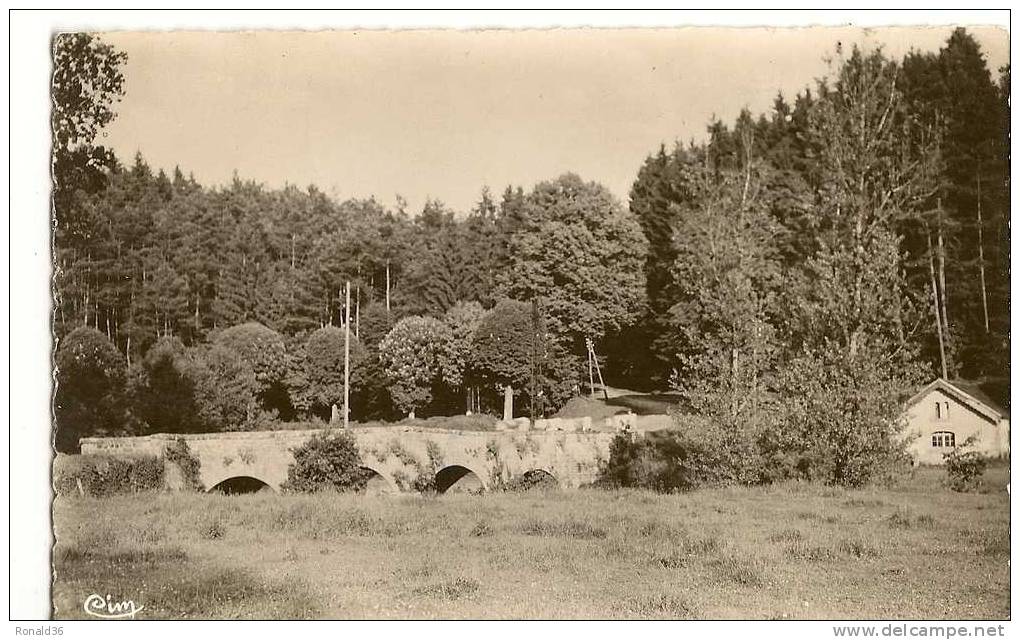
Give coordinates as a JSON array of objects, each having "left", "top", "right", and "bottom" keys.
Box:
[
  {"left": 385, "top": 260, "right": 391, "bottom": 312},
  {"left": 936, "top": 199, "right": 950, "bottom": 370},
  {"left": 731, "top": 344, "right": 740, "bottom": 416},
  {"left": 927, "top": 230, "right": 948, "bottom": 380},
  {"left": 976, "top": 172, "right": 990, "bottom": 333}
]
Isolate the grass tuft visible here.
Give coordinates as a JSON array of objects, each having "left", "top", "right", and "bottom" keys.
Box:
[
  {"left": 768, "top": 528, "right": 804, "bottom": 543},
  {"left": 785, "top": 541, "right": 837, "bottom": 562},
  {"left": 839, "top": 538, "right": 882, "bottom": 559},
  {"left": 519, "top": 518, "right": 608, "bottom": 539},
  {"left": 470, "top": 520, "right": 494, "bottom": 537},
  {"left": 710, "top": 553, "right": 770, "bottom": 588},
  {"left": 413, "top": 578, "right": 480, "bottom": 600},
  {"left": 199, "top": 519, "right": 227, "bottom": 540},
  {"left": 624, "top": 593, "right": 698, "bottom": 619}
]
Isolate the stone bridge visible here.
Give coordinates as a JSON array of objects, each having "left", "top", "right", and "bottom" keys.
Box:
[{"left": 79, "top": 425, "right": 624, "bottom": 494}]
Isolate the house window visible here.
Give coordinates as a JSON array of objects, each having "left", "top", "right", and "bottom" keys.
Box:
[
  {"left": 932, "top": 431, "right": 956, "bottom": 448},
  {"left": 935, "top": 401, "right": 950, "bottom": 420}
]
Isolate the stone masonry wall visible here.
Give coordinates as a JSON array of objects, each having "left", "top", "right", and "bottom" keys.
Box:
[{"left": 80, "top": 424, "right": 624, "bottom": 492}]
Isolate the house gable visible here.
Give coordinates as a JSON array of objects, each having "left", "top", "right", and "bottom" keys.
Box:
[
  {"left": 902, "top": 378, "right": 1009, "bottom": 464},
  {"left": 904, "top": 379, "right": 1002, "bottom": 425}
]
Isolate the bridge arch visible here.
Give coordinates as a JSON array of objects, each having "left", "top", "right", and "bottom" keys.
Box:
[
  {"left": 208, "top": 475, "right": 275, "bottom": 495},
  {"left": 513, "top": 468, "right": 559, "bottom": 491},
  {"left": 434, "top": 464, "right": 486, "bottom": 494},
  {"left": 360, "top": 466, "right": 398, "bottom": 495}
]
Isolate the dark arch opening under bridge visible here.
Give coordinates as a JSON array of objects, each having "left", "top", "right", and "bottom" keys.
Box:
[
  {"left": 209, "top": 476, "right": 273, "bottom": 495},
  {"left": 434, "top": 465, "right": 484, "bottom": 494}
]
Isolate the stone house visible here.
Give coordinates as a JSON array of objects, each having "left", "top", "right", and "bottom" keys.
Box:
[{"left": 902, "top": 378, "right": 1010, "bottom": 465}]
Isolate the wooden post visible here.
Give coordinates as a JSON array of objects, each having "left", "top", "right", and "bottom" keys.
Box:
[
  {"left": 591, "top": 341, "right": 609, "bottom": 401},
  {"left": 586, "top": 337, "right": 595, "bottom": 399},
  {"left": 503, "top": 385, "right": 513, "bottom": 421},
  {"left": 343, "top": 281, "right": 351, "bottom": 429}
]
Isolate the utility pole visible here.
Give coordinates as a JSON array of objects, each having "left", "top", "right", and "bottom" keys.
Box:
[
  {"left": 344, "top": 280, "right": 351, "bottom": 429},
  {"left": 530, "top": 299, "right": 539, "bottom": 421},
  {"left": 355, "top": 283, "right": 361, "bottom": 338}
]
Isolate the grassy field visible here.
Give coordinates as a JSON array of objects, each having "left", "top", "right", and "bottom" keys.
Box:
[{"left": 51, "top": 465, "right": 1009, "bottom": 620}]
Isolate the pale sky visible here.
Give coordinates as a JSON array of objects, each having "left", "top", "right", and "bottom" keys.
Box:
[{"left": 99, "top": 26, "right": 1009, "bottom": 214}]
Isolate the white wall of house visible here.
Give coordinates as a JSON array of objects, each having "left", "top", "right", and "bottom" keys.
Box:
[{"left": 903, "top": 387, "right": 1009, "bottom": 465}]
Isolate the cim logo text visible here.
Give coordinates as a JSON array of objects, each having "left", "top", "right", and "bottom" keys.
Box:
[{"left": 83, "top": 593, "right": 144, "bottom": 619}]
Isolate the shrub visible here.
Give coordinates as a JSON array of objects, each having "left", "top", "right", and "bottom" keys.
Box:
[
  {"left": 596, "top": 429, "right": 729, "bottom": 492},
  {"left": 944, "top": 438, "right": 988, "bottom": 492},
  {"left": 765, "top": 351, "right": 920, "bottom": 487},
  {"left": 53, "top": 454, "right": 164, "bottom": 497},
  {"left": 282, "top": 430, "right": 373, "bottom": 493},
  {"left": 505, "top": 469, "right": 558, "bottom": 492},
  {"left": 165, "top": 437, "right": 204, "bottom": 491}
]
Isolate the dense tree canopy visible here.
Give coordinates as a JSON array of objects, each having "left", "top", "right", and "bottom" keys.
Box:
[
  {"left": 52, "top": 32, "right": 1009, "bottom": 487},
  {"left": 497, "top": 174, "right": 649, "bottom": 346}
]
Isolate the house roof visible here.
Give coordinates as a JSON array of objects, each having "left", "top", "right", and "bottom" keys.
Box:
[{"left": 905, "top": 378, "right": 1008, "bottom": 424}]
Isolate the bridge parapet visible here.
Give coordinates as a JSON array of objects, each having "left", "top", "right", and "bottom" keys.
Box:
[{"left": 79, "top": 425, "right": 621, "bottom": 493}]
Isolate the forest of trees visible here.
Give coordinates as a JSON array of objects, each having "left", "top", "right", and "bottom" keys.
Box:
[{"left": 52, "top": 32, "right": 1009, "bottom": 485}]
